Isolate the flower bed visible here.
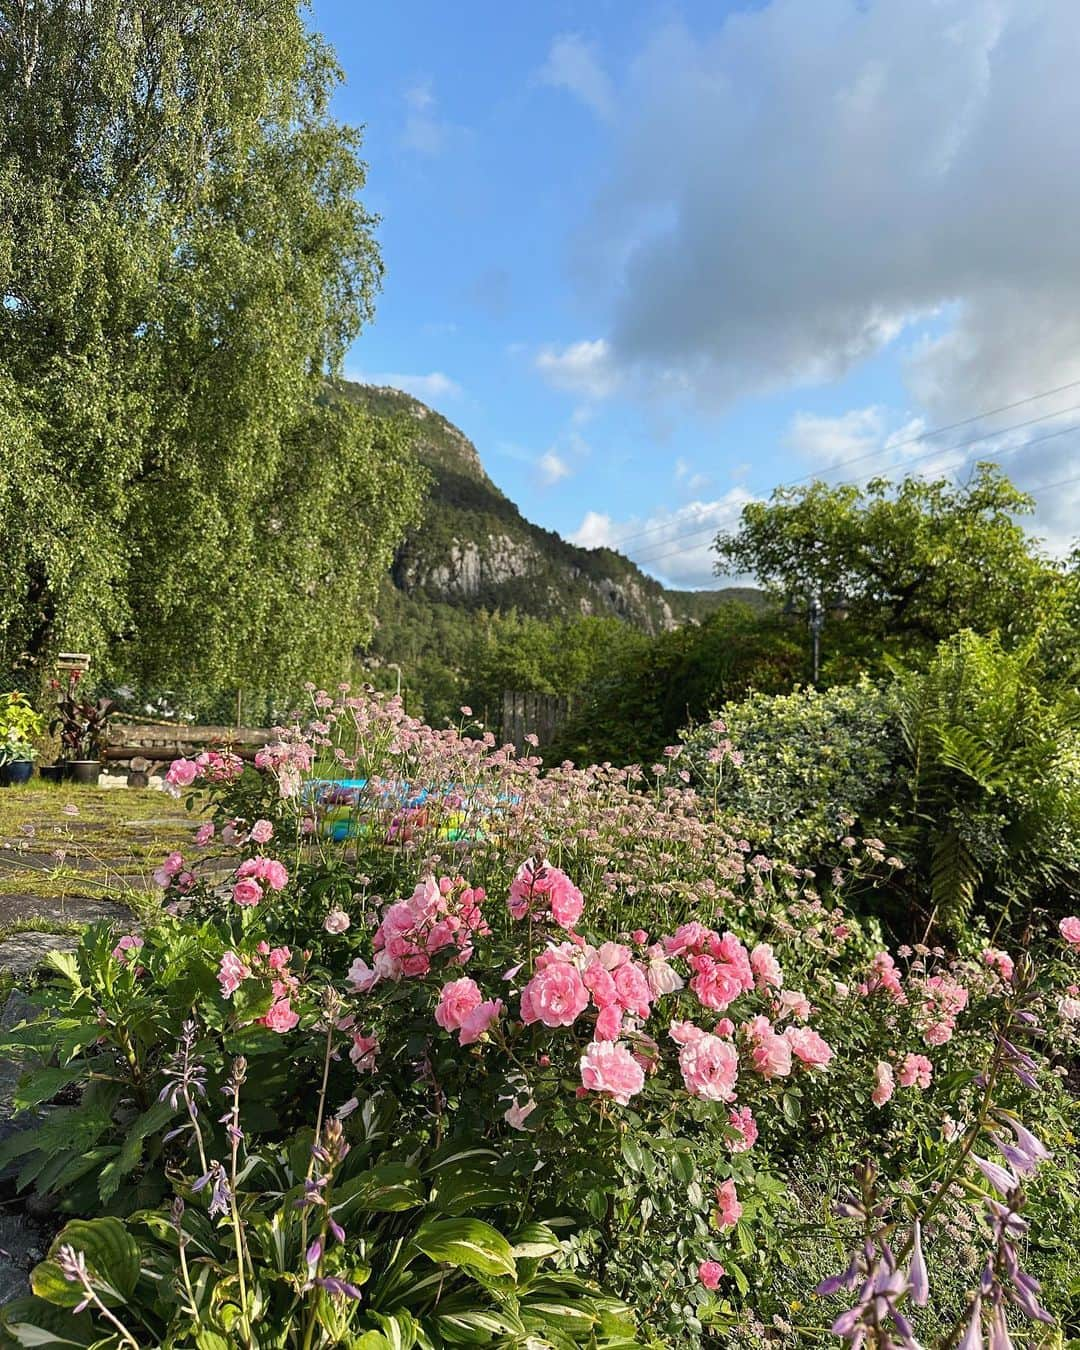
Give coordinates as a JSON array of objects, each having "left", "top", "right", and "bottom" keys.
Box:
[{"left": 1, "top": 687, "right": 1078, "bottom": 1347}]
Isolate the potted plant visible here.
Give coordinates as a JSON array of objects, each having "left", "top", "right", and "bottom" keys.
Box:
[
  {"left": 0, "top": 691, "right": 45, "bottom": 786},
  {"left": 49, "top": 672, "right": 116, "bottom": 785}
]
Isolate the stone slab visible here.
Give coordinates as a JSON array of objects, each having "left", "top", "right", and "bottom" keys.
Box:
[
  {"left": 0, "top": 932, "right": 80, "bottom": 978},
  {"left": 0, "top": 896, "right": 132, "bottom": 928}
]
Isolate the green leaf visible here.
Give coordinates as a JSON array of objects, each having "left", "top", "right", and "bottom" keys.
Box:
[
  {"left": 510, "top": 1222, "right": 562, "bottom": 1261},
  {"left": 332, "top": 1163, "right": 425, "bottom": 1219},
  {"left": 194, "top": 1332, "right": 231, "bottom": 1350},
  {"left": 619, "top": 1137, "right": 644, "bottom": 1172},
  {"left": 431, "top": 1164, "right": 515, "bottom": 1216},
  {"left": 99, "top": 1100, "right": 175, "bottom": 1202},
  {"left": 37, "top": 1218, "right": 140, "bottom": 1305},
  {"left": 12, "top": 1065, "right": 87, "bottom": 1112},
  {"left": 411, "top": 1218, "right": 517, "bottom": 1279},
  {"left": 0, "top": 1296, "right": 96, "bottom": 1347},
  {"left": 781, "top": 1091, "right": 802, "bottom": 1125}
]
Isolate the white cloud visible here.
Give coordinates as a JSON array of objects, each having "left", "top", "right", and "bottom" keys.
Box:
[
  {"left": 539, "top": 34, "right": 616, "bottom": 122},
  {"left": 570, "top": 490, "right": 757, "bottom": 588},
  {"left": 348, "top": 370, "right": 463, "bottom": 402},
  {"left": 537, "top": 451, "right": 573, "bottom": 485},
  {"left": 563, "top": 0, "right": 1080, "bottom": 416},
  {"left": 535, "top": 338, "right": 620, "bottom": 399}
]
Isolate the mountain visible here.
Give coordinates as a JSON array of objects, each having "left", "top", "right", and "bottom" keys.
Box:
[{"left": 332, "top": 379, "right": 761, "bottom": 631}]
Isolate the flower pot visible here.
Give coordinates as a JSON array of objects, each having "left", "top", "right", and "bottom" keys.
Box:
[
  {"left": 0, "top": 760, "right": 34, "bottom": 786},
  {"left": 67, "top": 759, "right": 101, "bottom": 785},
  {"left": 38, "top": 763, "right": 64, "bottom": 783}
]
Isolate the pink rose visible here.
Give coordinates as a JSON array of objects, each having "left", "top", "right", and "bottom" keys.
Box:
[
  {"left": 347, "top": 957, "right": 380, "bottom": 992},
  {"left": 111, "top": 934, "right": 144, "bottom": 962},
  {"left": 745, "top": 1015, "right": 792, "bottom": 1079},
  {"left": 784, "top": 1025, "right": 834, "bottom": 1069},
  {"left": 459, "top": 997, "right": 502, "bottom": 1046},
  {"left": 349, "top": 1032, "right": 379, "bottom": 1072},
  {"left": 750, "top": 942, "right": 783, "bottom": 990},
  {"left": 613, "top": 962, "right": 653, "bottom": 1019},
  {"left": 646, "top": 952, "right": 684, "bottom": 996},
  {"left": 726, "top": 1105, "right": 758, "bottom": 1153},
  {"left": 218, "top": 951, "right": 250, "bottom": 998},
  {"left": 520, "top": 962, "right": 590, "bottom": 1029},
  {"left": 194, "top": 822, "right": 215, "bottom": 847},
  {"left": 698, "top": 1260, "right": 725, "bottom": 1290},
  {"left": 898, "top": 1053, "right": 933, "bottom": 1089},
  {"left": 679, "top": 1033, "right": 738, "bottom": 1102},
  {"left": 165, "top": 758, "right": 198, "bottom": 789},
  {"left": 260, "top": 859, "right": 289, "bottom": 891},
  {"left": 504, "top": 1097, "right": 537, "bottom": 1129},
  {"left": 669, "top": 1019, "right": 706, "bottom": 1046},
  {"left": 715, "top": 1179, "right": 742, "bottom": 1228},
  {"left": 549, "top": 875, "right": 584, "bottom": 930},
  {"left": 263, "top": 999, "right": 299, "bottom": 1033},
  {"left": 595, "top": 1004, "right": 623, "bottom": 1041},
  {"left": 776, "top": 989, "right": 811, "bottom": 1022},
  {"left": 1060, "top": 916, "right": 1080, "bottom": 948},
  {"left": 266, "top": 946, "right": 291, "bottom": 971},
  {"left": 232, "top": 878, "right": 263, "bottom": 907},
  {"left": 324, "top": 910, "right": 350, "bottom": 934},
  {"left": 872, "top": 1060, "right": 895, "bottom": 1106},
  {"left": 249, "top": 819, "right": 274, "bottom": 844},
  {"left": 435, "top": 977, "right": 483, "bottom": 1032},
  {"left": 579, "top": 1040, "right": 645, "bottom": 1106}
]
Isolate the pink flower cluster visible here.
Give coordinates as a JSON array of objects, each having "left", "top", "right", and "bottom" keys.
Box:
[
  {"left": 217, "top": 943, "right": 300, "bottom": 1033},
  {"left": 917, "top": 974, "right": 969, "bottom": 1046},
  {"left": 520, "top": 940, "right": 660, "bottom": 1044},
  {"left": 232, "top": 856, "right": 289, "bottom": 906},
  {"left": 350, "top": 876, "right": 490, "bottom": 989},
  {"left": 664, "top": 924, "right": 755, "bottom": 1012},
  {"left": 253, "top": 740, "right": 315, "bottom": 798},
  {"left": 508, "top": 858, "right": 584, "bottom": 930},
  {"left": 111, "top": 934, "right": 144, "bottom": 965},
  {"left": 435, "top": 977, "right": 503, "bottom": 1046},
  {"left": 164, "top": 750, "right": 243, "bottom": 793},
  {"left": 153, "top": 851, "right": 195, "bottom": 892}
]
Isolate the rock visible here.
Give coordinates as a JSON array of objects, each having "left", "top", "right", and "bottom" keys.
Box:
[
  {"left": 0, "top": 1214, "right": 48, "bottom": 1305},
  {"left": 0, "top": 932, "right": 79, "bottom": 978},
  {"left": 0, "top": 896, "right": 132, "bottom": 929}
]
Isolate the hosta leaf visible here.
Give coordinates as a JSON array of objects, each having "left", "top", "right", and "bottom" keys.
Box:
[
  {"left": 510, "top": 1223, "right": 562, "bottom": 1261},
  {"left": 411, "top": 1218, "right": 516, "bottom": 1279},
  {"left": 43, "top": 1218, "right": 140, "bottom": 1302},
  {"left": 431, "top": 1164, "right": 515, "bottom": 1216},
  {"left": 0, "top": 1296, "right": 96, "bottom": 1347},
  {"left": 332, "top": 1163, "right": 425, "bottom": 1218}
]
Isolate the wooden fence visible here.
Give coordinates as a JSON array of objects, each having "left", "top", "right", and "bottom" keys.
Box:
[{"left": 500, "top": 691, "right": 572, "bottom": 754}]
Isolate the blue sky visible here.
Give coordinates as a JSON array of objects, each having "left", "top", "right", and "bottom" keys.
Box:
[{"left": 313, "top": 0, "right": 1080, "bottom": 588}]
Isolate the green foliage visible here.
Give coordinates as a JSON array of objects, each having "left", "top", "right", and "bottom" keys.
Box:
[
  {"left": 891, "top": 630, "right": 1080, "bottom": 934},
  {"left": 551, "top": 603, "right": 804, "bottom": 766},
  {"left": 684, "top": 633, "right": 1080, "bottom": 937},
  {"left": 681, "top": 677, "right": 901, "bottom": 858},
  {"left": 0, "top": 689, "right": 45, "bottom": 763},
  {"left": 714, "top": 464, "right": 1062, "bottom": 662},
  {"left": 0, "top": 1, "right": 423, "bottom": 701}
]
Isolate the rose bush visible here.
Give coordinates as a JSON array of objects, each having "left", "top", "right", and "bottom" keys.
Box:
[{"left": 2, "top": 685, "right": 1080, "bottom": 1347}]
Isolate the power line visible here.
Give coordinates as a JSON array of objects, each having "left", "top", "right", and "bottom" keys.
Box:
[
  {"left": 596, "top": 376, "right": 1080, "bottom": 554},
  {"left": 634, "top": 449, "right": 1080, "bottom": 574}
]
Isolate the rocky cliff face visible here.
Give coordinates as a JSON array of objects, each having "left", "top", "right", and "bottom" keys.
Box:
[{"left": 334, "top": 379, "right": 745, "bottom": 634}]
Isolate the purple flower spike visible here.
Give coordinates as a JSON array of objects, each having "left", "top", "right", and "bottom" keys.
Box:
[
  {"left": 957, "top": 1298, "right": 983, "bottom": 1350},
  {"left": 972, "top": 1155, "right": 1019, "bottom": 1196},
  {"left": 306, "top": 1238, "right": 322, "bottom": 1268}
]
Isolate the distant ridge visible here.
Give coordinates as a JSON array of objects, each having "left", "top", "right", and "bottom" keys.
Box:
[{"left": 331, "top": 378, "right": 764, "bottom": 630}]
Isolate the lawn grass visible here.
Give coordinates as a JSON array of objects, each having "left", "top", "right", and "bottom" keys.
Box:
[{"left": 0, "top": 784, "right": 194, "bottom": 941}]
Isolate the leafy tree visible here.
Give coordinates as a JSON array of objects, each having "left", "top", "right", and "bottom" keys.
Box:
[
  {"left": 550, "top": 604, "right": 803, "bottom": 766},
  {"left": 0, "top": 0, "right": 423, "bottom": 698},
  {"left": 713, "top": 465, "right": 1062, "bottom": 660}
]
